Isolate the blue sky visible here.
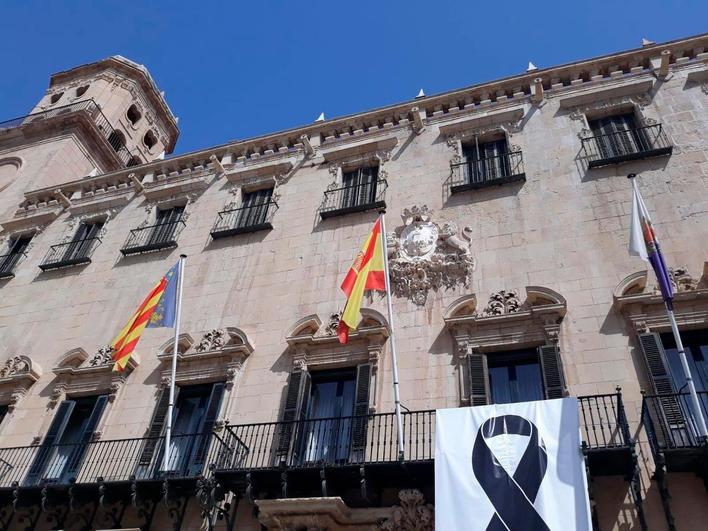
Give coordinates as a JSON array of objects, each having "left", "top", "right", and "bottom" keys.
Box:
[{"left": 1, "top": 1, "right": 705, "bottom": 155}]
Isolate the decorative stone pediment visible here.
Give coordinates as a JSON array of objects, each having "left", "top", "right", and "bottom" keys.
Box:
[
  {"left": 613, "top": 262, "right": 708, "bottom": 332},
  {"left": 0, "top": 355, "right": 42, "bottom": 411},
  {"left": 387, "top": 205, "right": 475, "bottom": 305},
  {"left": 51, "top": 346, "right": 137, "bottom": 407},
  {"left": 438, "top": 104, "right": 525, "bottom": 137},
  {"left": 157, "top": 328, "right": 252, "bottom": 389}
]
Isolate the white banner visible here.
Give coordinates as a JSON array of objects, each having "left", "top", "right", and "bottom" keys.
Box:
[{"left": 435, "top": 398, "right": 591, "bottom": 531}]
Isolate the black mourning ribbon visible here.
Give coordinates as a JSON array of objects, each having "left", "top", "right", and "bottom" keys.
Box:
[{"left": 472, "top": 415, "right": 550, "bottom": 531}]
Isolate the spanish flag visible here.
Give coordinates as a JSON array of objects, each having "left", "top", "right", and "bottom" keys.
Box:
[
  {"left": 111, "top": 262, "right": 180, "bottom": 371},
  {"left": 338, "top": 217, "right": 386, "bottom": 343}
]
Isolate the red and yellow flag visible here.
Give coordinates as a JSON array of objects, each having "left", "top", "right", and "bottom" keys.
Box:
[
  {"left": 111, "top": 277, "right": 168, "bottom": 371},
  {"left": 338, "top": 217, "right": 386, "bottom": 343}
]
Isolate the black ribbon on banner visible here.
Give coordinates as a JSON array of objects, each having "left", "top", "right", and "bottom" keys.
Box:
[{"left": 472, "top": 414, "right": 551, "bottom": 531}]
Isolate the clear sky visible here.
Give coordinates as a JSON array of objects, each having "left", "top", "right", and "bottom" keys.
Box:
[{"left": 1, "top": 1, "right": 706, "bottom": 156}]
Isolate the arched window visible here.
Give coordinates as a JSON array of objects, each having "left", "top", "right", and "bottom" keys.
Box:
[
  {"left": 143, "top": 130, "right": 157, "bottom": 150},
  {"left": 108, "top": 130, "right": 126, "bottom": 152},
  {"left": 126, "top": 104, "right": 142, "bottom": 125},
  {"left": 50, "top": 92, "right": 63, "bottom": 104},
  {"left": 75, "top": 85, "right": 89, "bottom": 98}
]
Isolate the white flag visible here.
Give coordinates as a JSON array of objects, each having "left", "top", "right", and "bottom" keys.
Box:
[{"left": 435, "top": 398, "right": 592, "bottom": 531}]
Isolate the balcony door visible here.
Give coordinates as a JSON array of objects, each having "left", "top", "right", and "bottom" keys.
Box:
[
  {"left": 148, "top": 206, "right": 184, "bottom": 246},
  {"left": 462, "top": 138, "right": 511, "bottom": 184},
  {"left": 341, "top": 166, "right": 378, "bottom": 210},
  {"left": 25, "top": 395, "right": 107, "bottom": 485},
  {"left": 236, "top": 188, "right": 272, "bottom": 229},
  {"left": 488, "top": 350, "right": 545, "bottom": 405},
  {"left": 62, "top": 221, "right": 102, "bottom": 262},
  {"left": 589, "top": 113, "right": 648, "bottom": 160},
  {"left": 0, "top": 234, "right": 31, "bottom": 275}
]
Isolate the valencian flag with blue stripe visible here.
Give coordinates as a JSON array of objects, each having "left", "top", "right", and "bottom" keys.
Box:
[
  {"left": 628, "top": 177, "right": 674, "bottom": 308},
  {"left": 111, "top": 262, "right": 180, "bottom": 371}
]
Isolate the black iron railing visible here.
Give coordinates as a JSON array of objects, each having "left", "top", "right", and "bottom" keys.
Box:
[
  {"left": 0, "top": 99, "right": 136, "bottom": 168},
  {"left": 642, "top": 391, "right": 708, "bottom": 455},
  {"left": 211, "top": 201, "right": 278, "bottom": 239},
  {"left": 0, "top": 251, "right": 26, "bottom": 279},
  {"left": 39, "top": 237, "right": 100, "bottom": 271},
  {"left": 581, "top": 123, "right": 673, "bottom": 168},
  {"left": 0, "top": 432, "right": 229, "bottom": 488},
  {"left": 449, "top": 151, "right": 525, "bottom": 193},
  {"left": 579, "top": 392, "right": 632, "bottom": 451},
  {"left": 320, "top": 179, "right": 387, "bottom": 219},
  {"left": 121, "top": 220, "right": 185, "bottom": 255}
]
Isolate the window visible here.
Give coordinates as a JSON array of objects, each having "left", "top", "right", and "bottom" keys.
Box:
[
  {"left": 126, "top": 104, "right": 142, "bottom": 125},
  {"left": 139, "top": 383, "right": 224, "bottom": 478},
  {"left": 0, "top": 405, "right": 8, "bottom": 427},
  {"left": 488, "top": 349, "right": 545, "bottom": 404},
  {"left": 588, "top": 113, "right": 648, "bottom": 159},
  {"left": 75, "top": 85, "right": 89, "bottom": 98},
  {"left": 462, "top": 137, "right": 512, "bottom": 183},
  {"left": 237, "top": 188, "right": 273, "bottom": 229},
  {"left": 25, "top": 395, "right": 108, "bottom": 485},
  {"left": 0, "top": 234, "right": 32, "bottom": 278},
  {"left": 107, "top": 129, "right": 126, "bottom": 153},
  {"left": 661, "top": 330, "right": 708, "bottom": 397},
  {"left": 149, "top": 206, "right": 184, "bottom": 245},
  {"left": 50, "top": 92, "right": 63, "bottom": 104},
  {"left": 63, "top": 221, "right": 103, "bottom": 263},
  {"left": 341, "top": 166, "right": 378, "bottom": 210},
  {"left": 144, "top": 130, "right": 158, "bottom": 150}
]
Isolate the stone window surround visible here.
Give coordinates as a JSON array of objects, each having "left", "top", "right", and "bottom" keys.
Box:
[
  {"left": 156, "top": 327, "right": 253, "bottom": 427},
  {"left": 221, "top": 157, "right": 297, "bottom": 215},
  {"left": 443, "top": 286, "right": 567, "bottom": 406},
  {"left": 0, "top": 355, "right": 42, "bottom": 414},
  {"left": 57, "top": 209, "right": 113, "bottom": 247},
  {"left": 321, "top": 134, "right": 397, "bottom": 186},
  {"left": 285, "top": 310, "right": 389, "bottom": 413}
]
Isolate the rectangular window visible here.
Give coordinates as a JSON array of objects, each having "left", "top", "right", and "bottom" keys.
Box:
[
  {"left": 488, "top": 349, "right": 545, "bottom": 405},
  {"left": 237, "top": 188, "right": 273, "bottom": 229},
  {"left": 341, "top": 166, "right": 378, "bottom": 209},
  {"left": 0, "top": 234, "right": 32, "bottom": 276},
  {"left": 62, "top": 221, "right": 103, "bottom": 262},
  {"left": 661, "top": 329, "right": 708, "bottom": 395},
  {"left": 589, "top": 112, "right": 649, "bottom": 159},
  {"left": 148, "top": 206, "right": 184, "bottom": 245},
  {"left": 462, "top": 137, "right": 512, "bottom": 184}
]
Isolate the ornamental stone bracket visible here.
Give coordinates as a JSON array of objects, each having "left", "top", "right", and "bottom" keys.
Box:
[
  {"left": 50, "top": 346, "right": 138, "bottom": 407},
  {"left": 379, "top": 489, "right": 434, "bottom": 531},
  {"left": 613, "top": 261, "right": 708, "bottom": 333},
  {"left": 156, "top": 328, "right": 253, "bottom": 389},
  {"left": 256, "top": 496, "right": 391, "bottom": 530},
  {"left": 0, "top": 355, "right": 42, "bottom": 412},
  {"left": 387, "top": 205, "right": 475, "bottom": 306}
]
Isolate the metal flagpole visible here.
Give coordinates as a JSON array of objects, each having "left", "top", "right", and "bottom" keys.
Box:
[
  {"left": 378, "top": 211, "right": 405, "bottom": 460},
  {"left": 163, "top": 253, "right": 187, "bottom": 471},
  {"left": 666, "top": 305, "right": 708, "bottom": 438}
]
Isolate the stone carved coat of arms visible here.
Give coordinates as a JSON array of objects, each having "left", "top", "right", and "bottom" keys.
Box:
[{"left": 387, "top": 205, "right": 475, "bottom": 305}]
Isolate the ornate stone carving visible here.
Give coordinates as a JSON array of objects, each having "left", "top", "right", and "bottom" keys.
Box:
[
  {"left": 379, "top": 489, "right": 434, "bottom": 531},
  {"left": 388, "top": 206, "right": 475, "bottom": 305},
  {"left": 0, "top": 356, "right": 31, "bottom": 378},
  {"left": 568, "top": 94, "right": 652, "bottom": 123},
  {"left": 481, "top": 290, "right": 523, "bottom": 316},
  {"left": 669, "top": 267, "right": 698, "bottom": 292},
  {"left": 323, "top": 313, "right": 342, "bottom": 336},
  {"left": 195, "top": 329, "right": 228, "bottom": 353},
  {"left": 88, "top": 346, "right": 114, "bottom": 367},
  {"left": 49, "top": 383, "right": 67, "bottom": 408}
]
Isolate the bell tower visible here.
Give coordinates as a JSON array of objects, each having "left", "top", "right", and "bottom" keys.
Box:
[{"left": 0, "top": 56, "right": 179, "bottom": 214}]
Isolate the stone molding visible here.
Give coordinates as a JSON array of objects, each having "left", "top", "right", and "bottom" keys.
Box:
[
  {"left": 140, "top": 165, "right": 212, "bottom": 202},
  {"left": 437, "top": 104, "right": 525, "bottom": 137},
  {"left": 379, "top": 489, "right": 434, "bottom": 531},
  {"left": 387, "top": 205, "right": 474, "bottom": 306},
  {"left": 256, "top": 496, "right": 391, "bottom": 530},
  {"left": 320, "top": 134, "right": 398, "bottom": 163},
  {"left": 0, "top": 204, "right": 63, "bottom": 234},
  {"left": 558, "top": 77, "right": 654, "bottom": 109},
  {"left": 0, "top": 355, "right": 42, "bottom": 412},
  {"left": 613, "top": 262, "right": 708, "bottom": 333}
]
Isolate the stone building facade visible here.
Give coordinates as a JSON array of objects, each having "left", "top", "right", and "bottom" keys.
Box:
[{"left": 0, "top": 34, "right": 706, "bottom": 530}]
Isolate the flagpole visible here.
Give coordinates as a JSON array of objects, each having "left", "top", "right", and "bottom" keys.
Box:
[
  {"left": 164, "top": 253, "right": 187, "bottom": 470},
  {"left": 628, "top": 174, "right": 708, "bottom": 439},
  {"left": 378, "top": 211, "right": 405, "bottom": 460}
]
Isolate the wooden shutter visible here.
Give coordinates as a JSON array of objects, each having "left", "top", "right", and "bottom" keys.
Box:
[
  {"left": 192, "top": 383, "right": 226, "bottom": 467},
  {"left": 351, "top": 363, "right": 372, "bottom": 459},
  {"left": 25, "top": 400, "right": 75, "bottom": 485},
  {"left": 63, "top": 395, "right": 108, "bottom": 480},
  {"left": 138, "top": 387, "right": 178, "bottom": 466},
  {"left": 466, "top": 353, "right": 489, "bottom": 406},
  {"left": 538, "top": 344, "right": 567, "bottom": 399},
  {"left": 637, "top": 333, "right": 673, "bottom": 395},
  {"left": 341, "top": 169, "right": 356, "bottom": 209},
  {"left": 275, "top": 370, "right": 311, "bottom": 463}
]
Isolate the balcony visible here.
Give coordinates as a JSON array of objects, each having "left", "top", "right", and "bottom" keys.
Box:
[
  {"left": 0, "top": 252, "right": 26, "bottom": 279},
  {"left": 211, "top": 201, "right": 278, "bottom": 239},
  {"left": 449, "top": 151, "right": 525, "bottom": 194},
  {"left": 121, "top": 220, "right": 185, "bottom": 255},
  {"left": 39, "top": 238, "right": 100, "bottom": 271},
  {"left": 320, "top": 179, "right": 387, "bottom": 219},
  {"left": 0, "top": 99, "right": 137, "bottom": 168},
  {"left": 641, "top": 392, "right": 708, "bottom": 474},
  {"left": 581, "top": 123, "right": 673, "bottom": 169}
]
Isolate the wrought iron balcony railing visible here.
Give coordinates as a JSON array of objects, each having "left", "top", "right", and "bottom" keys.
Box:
[
  {"left": 0, "top": 251, "right": 26, "bottom": 279},
  {"left": 211, "top": 201, "right": 278, "bottom": 239},
  {"left": 121, "top": 220, "right": 185, "bottom": 255},
  {"left": 581, "top": 123, "right": 673, "bottom": 168},
  {"left": 641, "top": 391, "right": 708, "bottom": 457},
  {"left": 449, "top": 151, "right": 526, "bottom": 193},
  {"left": 39, "top": 237, "right": 101, "bottom": 271},
  {"left": 579, "top": 391, "right": 632, "bottom": 451},
  {"left": 0, "top": 432, "right": 228, "bottom": 488},
  {"left": 320, "top": 179, "right": 387, "bottom": 219},
  {"left": 0, "top": 99, "right": 137, "bottom": 168}
]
